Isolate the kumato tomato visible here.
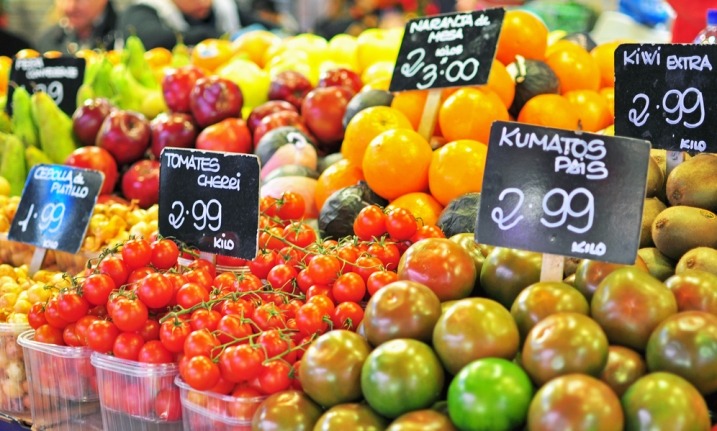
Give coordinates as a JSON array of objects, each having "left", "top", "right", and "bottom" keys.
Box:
[
  {"left": 527, "top": 374, "right": 624, "bottom": 431},
  {"left": 448, "top": 358, "right": 533, "bottom": 431},
  {"left": 621, "top": 372, "right": 711, "bottom": 430},
  {"left": 599, "top": 345, "right": 646, "bottom": 397},
  {"left": 432, "top": 298, "right": 519, "bottom": 375},
  {"left": 646, "top": 311, "right": 717, "bottom": 395},
  {"left": 397, "top": 238, "right": 476, "bottom": 302},
  {"left": 313, "top": 403, "right": 388, "bottom": 430},
  {"left": 299, "top": 330, "right": 371, "bottom": 408},
  {"left": 573, "top": 258, "right": 648, "bottom": 301},
  {"left": 387, "top": 409, "right": 457, "bottom": 431},
  {"left": 510, "top": 281, "right": 589, "bottom": 341},
  {"left": 479, "top": 247, "right": 542, "bottom": 308},
  {"left": 361, "top": 339, "right": 445, "bottom": 419},
  {"left": 665, "top": 270, "right": 717, "bottom": 314},
  {"left": 590, "top": 267, "right": 677, "bottom": 351},
  {"left": 521, "top": 312, "right": 608, "bottom": 386},
  {"left": 362, "top": 280, "right": 442, "bottom": 346},
  {"left": 251, "top": 390, "right": 323, "bottom": 431}
]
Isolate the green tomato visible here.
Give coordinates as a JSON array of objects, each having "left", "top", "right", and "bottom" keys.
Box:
[
  {"left": 361, "top": 339, "right": 445, "bottom": 419},
  {"left": 313, "top": 403, "right": 388, "bottom": 430},
  {"left": 447, "top": 358, "right": 533, "bottom": 431}
]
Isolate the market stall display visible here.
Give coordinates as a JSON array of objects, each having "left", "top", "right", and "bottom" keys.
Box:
[{"left": 0, "top": 4, "right": 715, "bottom": 431}]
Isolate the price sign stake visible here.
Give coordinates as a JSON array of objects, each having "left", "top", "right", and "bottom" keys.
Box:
[
  {"left": 7, "top": 57, "right": 86, "bottom": 116},
  {"left": 8, "top": 165, "right": 104, "bottom": 273},
  {"left": 614, "top": 43, "right": 717, "bottom": 174},
  {"left": 159, "top": 148, "right": 260, "bottom": 260},
  {"left": 389, "top": 8, "right": 504, "bottom": 141},
  {"left": 476, "top": 121, "right": 651, "bottom": 266}
]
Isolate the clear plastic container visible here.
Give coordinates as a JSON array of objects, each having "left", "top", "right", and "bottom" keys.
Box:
[
  {"left": 694, "top": 9, "right": 717, "bottom": 44},
  {"left": 0, "top": 323, "right": 31, "bottom": 416},
  {"left": 17, "top": 330, "right": 102, "bottom": 431},
  {"left": 91, "top": 353, "right": 182, "bottom": 431},
  {"left": 175, "top": 376, "right": 266, "bottom": 431}
]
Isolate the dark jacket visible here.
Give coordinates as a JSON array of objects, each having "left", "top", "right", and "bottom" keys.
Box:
[
  {"left": 37, "top": 2, "right": 121, "bottom": 54},
  {"left": 119, "top": 0, "right": 261, "bottom": 50}
]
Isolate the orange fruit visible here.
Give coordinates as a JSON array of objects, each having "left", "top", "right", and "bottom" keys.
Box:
[
  {"left": 600, "top": 87, "right": 615, "bottom": 118},
  {"left": 232, "top": 30, "right": 282, "bottom": 68},
  {"left": 342, "top": 106, "right": 413, "bottom": 167},
  {"left": 545, "top": 39, "right": 585, "bottom": 58},
  {"left": 387, "top": 192, "right": 444, "bottom": 227},
  {"left": 591, "top": 41, "right": 621, "bottom": 88},
  {"left": 191, "top": 38, "right": 235, "bottom": 72},
  {"left": 496, "top": 10, "right": 548, "bottom": 65},
  {"left": 564, "top": 90, "right": 613, "bottom": 132},
  {"left": 390, "top": 90, "right": 428, "bottom": 130},
  {"left": 144, "top": 47, "right": 173, "bottom": 68},
  {"left": 428, "top": 139, "right": 488, "bottom": 206},
  {"left": 518, "top": 93, "right": 579, "bottom": 130},
  {"left": 362, "top": 129, "right": 433, "bottom": 200},
  {"left": 42, "top": 50, "right": 63, "bottom": 59},
  {"left": 438, "top": 87, "right": 508, "bottom": 144},
  {"left": 546, "top": 46, "right": 600, "bottom": 93},
  {"left": 314, "top": 159, "right": 364, "bottom": 212},
  {"left": 485, "top": 60, "right": 515, "bottom": 109},
  {"left": 15, "top": 49, "right": 40, "bottom": 58}
]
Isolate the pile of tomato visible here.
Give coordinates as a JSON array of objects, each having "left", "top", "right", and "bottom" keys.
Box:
[{"left": 25, "top": 190, "right": 449, "bottom": 423}]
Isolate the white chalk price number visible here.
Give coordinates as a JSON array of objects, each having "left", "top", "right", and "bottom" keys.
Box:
[
  {"left": 491, "top": 187, "right": 594, "bottom": 234},
  {"left": 15, "top": 202, "right": 66, "bottom": 233},
  {"left": 400, "top": 47, "right": 479, "bottom": 90},
  {"left": 168, "top": 199, "right": 222, "bottom": 232},
  {"left": 628, "top": 87, "right": 705, "bottom": 129},
  {"left": 33, "top": 81, "right": 63, "bottom": 106}
]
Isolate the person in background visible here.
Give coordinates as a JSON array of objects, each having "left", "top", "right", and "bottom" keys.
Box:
[
  {"left": 37, "top": 0, "right": 120, "bottom": 54},
  {"left": 119, "top": 0, "right": 259, "bottom": 50}
]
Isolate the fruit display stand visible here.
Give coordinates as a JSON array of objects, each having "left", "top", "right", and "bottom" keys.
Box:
[{"left": 1, "top": 3, "right": 717, "bottom": 430}]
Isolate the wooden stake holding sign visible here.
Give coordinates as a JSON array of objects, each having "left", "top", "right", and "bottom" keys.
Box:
[
  {"left": 614, "top": 44, "right": 717, "bottom": 175},
  {"left": 476, "top": 121, "right": 651, "bottom": 282},
  {"left": 158, "top": 148, "right": 261, "bottom": 264},
  {"left": 389, "top": 8, "right": 505, "bottom": 142},
  {"left": 7, "top": 165, "right": 104, "bottom": 274}
]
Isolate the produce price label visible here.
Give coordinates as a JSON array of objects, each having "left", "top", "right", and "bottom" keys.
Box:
[
  {"left": 389, "top": 8, "right": 504, "bottom": 92},
  {"left": 159, "top": 148, "right": 260, "bottom": 260},
  {"left": 8, "top": 164, "right": 103, "bottom": 254},
  {"left": 476, "top": 121, "right": 650, "bottom": 264},
  {"left": 7, "top": 57, "right": 86, "bottom": 117},
  {"left": 614, "top": 43, "right": 717, "bottom": 153}
]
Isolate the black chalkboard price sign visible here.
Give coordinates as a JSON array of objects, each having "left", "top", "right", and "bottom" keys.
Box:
[
  {"left": 476, "top": 121, "right": 651, "bottom": 264},
  {"left": 389, "top": 8, "right": 504, "bottom": 92},
  {"left": 159, "top": 148, "right": 260, "bottom": 260},
  {"left": 7, "top": 57, "right": 86, "bottom": 117},
  {"left": 614, "top": 43, "right": 717, "bottom": 154},
  {"left": 8, "top": 165, "right": 104, "bottom": 254}
]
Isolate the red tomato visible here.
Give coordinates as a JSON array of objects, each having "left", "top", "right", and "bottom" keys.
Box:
[
  {"left": 282, "top": 221, "right": 317, "bottom": 247},
  {"left": 276, "top": 191, "right": 306, "bottom": 221},
  {"left": 187, "top": 258, "right": 217, "bottom": 278},
  {"left": 332, "top": 272, "right": 367, "bottom": 303},
  {"left": 386, "top": 207, "right": 418, "bottom": 241},
  {"left": 216, "top": 314, "right": 253, "bottom": 344},
  {"left": 150, "top": 238, "right": 180, "bottom": 270},
  {"left": 180, "top": 355, "right": 221, "bottom": 391},
  {"left": 160, "top": 318, "right": 192, "bottom": 353},
  {"left": 155, "top": 388, "right": 182, "bottom": 421},
  {"left": 82, "top": 273, "right": 116, "bottom": 306},
  {"left": 110, "top": 297, "right": 148, "bottom": 332},
  {"left": 184, "top": 268, "right": 214, "bottom": 290},
  {"left": 252, "top": 302, "right": 287, "bottom": 331},
  {"left": 44, "top": 298, "right": 70, "bottom": 329},
  {"left": 28, "top": 303, "right": 47, "bottom": 330},
  {"left": 113, "top": 332, "right": 145, "bottom": 360},
  {"left": 74, "top": 315, "right": 99, "bottom": 346},
  {"left": 353, "top": 205, "right": 387, "bottom": 240},
  {"left": 121, "top": 238, "right": 153, "bottom": 270},
  {"left": 366, "top": 269, "right": 398, "bottom": 296},
  {"left": 127, "top": 266, "right": 156, "bottom": 284},
  {"left": 306, "top": 294, "right": 335, "bottom": 316},
  {"left": 190, "top": 308, "right": 222, "bottom": 332},
  {"left": 138, "top": 340, "right": 174, "bottom": 363},
  {"left": 259, "top": 226, "right": 285, "bottom": 250},
  {"left": 62, "top": 324, "right": 82, "bottom": 347},
  {"left": 249, "top": 249, "right": 279, "bottom": 279},
  {"left": 86, "top": 320, "right": 120, "bottom": 353},
  {"left": 137, "top": 319, "right": 161, "bottom": 342},
  {"left": 219, "top": 344, "right": 265, "bottom": 383},
  {"left": 34, "top": 324, "right": 65, "bottom": 345},
  {"left": 295, "top": 303, "right": 329, "bottom": 336},
  {"left": 97, "top": 255, "right": 129, "bottom": 287},
  {"left": 353, "top": 255, "right": 384, "bottom": 283},
  {"left": 410, "top": 224, "right": 446, "bottom": 242},
  {"left": 257, "top": 360, "right": 292, "bottom": 394},
  {"left": 175, "top": 283, "right": 210, "bottom": 309},
  {"left": 306, "top": 254, "right": 341, "bottom": 285},
  {"left": 267, "top": 264, "right": 298, "bottom": 293},
  {"left": 331, "top": 301, "right": 364, "bottom": 331},
  {"left": 183, "top": 329, "right": 220, "bottom": 358},
  {"left": 136, "top": 273, "right": 174, "bottom": 309},
  {"left": 367, "top": 241, "right": 401, "bottom": 271}
]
